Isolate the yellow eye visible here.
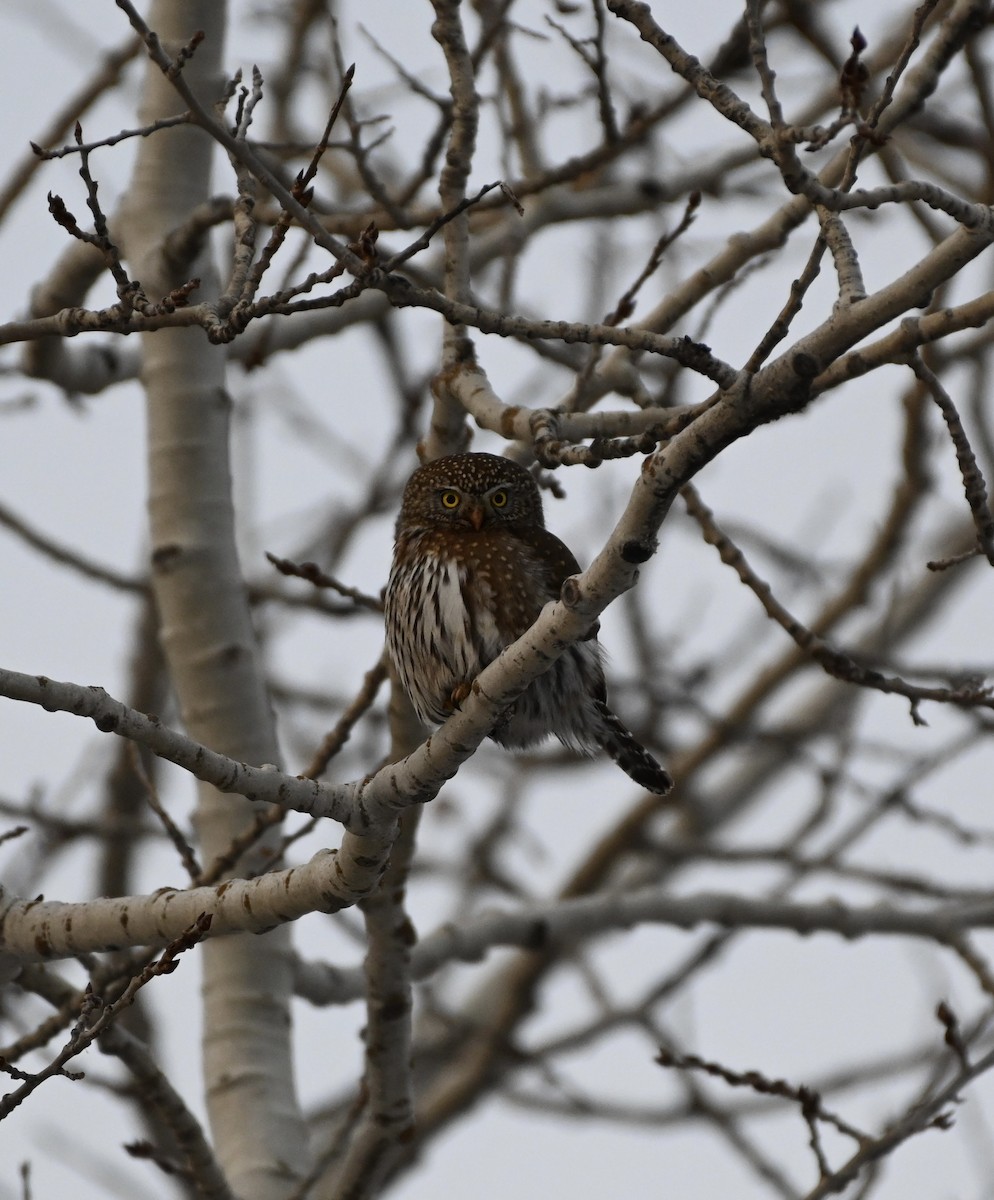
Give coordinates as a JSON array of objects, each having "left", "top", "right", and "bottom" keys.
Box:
[
  {"left": 440, "top": 490, "right": 460, "bottom": 509},
  {"left": 490, "top": 489, "right": 508, "bottom": 508}
]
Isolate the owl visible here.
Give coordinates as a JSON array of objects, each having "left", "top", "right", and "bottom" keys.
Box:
[{"left": 384, "top": 452, "right": 673, "bottom": 794}]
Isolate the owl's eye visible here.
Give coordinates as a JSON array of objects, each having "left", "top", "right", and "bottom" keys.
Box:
[
  {"left": 490, "top": 489, "right": 508, "bottom": 508},
  {"left": 439, "top": 490, "right": 460, "bottom": 509}
]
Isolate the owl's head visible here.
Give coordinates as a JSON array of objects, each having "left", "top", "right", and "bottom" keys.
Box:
[{"left": 398, "top": 452, "right": 545, "bottom": 533}]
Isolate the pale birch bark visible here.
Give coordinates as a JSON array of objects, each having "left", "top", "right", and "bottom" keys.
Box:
[{"left": 117, "top": 3, "right": 309, "bottom": 1193}]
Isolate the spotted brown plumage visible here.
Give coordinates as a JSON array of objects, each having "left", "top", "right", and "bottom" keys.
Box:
[{"left": 384, "top": 452, "right": 673, "bottom": 794}]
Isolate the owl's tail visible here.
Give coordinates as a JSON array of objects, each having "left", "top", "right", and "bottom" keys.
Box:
[{"left": 593, "top": 700, "right": 673, "bottom": 795}]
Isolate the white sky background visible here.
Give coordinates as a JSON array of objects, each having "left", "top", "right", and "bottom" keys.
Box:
[{"left": 1, "top": 1, "right": 994, "bottom": 1198}]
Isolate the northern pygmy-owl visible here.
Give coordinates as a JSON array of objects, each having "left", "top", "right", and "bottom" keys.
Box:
[{"left": 385, "top": 452, "right": 673, "bottom": 794}]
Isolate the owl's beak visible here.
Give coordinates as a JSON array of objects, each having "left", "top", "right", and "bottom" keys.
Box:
[{"left": 467, "top": 503, "right": 485, "bottom": 530}]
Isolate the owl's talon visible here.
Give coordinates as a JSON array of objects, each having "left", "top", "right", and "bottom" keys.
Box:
[{"left": 449, "top": 681, "right": 472, "bottom": 708}]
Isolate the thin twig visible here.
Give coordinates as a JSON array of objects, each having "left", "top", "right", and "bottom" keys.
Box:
[
  {"left": 682, "top": 483, "right": 993, "bottom": 721},
  {"left": 909, "top": 351, "right": 994, "bottom": 567}
]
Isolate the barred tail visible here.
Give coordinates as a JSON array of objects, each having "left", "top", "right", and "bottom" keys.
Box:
[{"left": 593, "top": 700, "right": 673, "bottom": 795}]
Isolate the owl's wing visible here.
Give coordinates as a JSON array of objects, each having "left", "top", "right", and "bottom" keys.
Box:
[
  {"left": 518, "top": 525, "right": 581, "bottom": 592},
  {"left": 498, "top": 525, "right": 600, "bottom": 643},
  {"left": 521, "top": 526, "right": 598, "bottom": 630}
]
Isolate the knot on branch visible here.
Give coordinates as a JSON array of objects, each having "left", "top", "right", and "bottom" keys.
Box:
[
  {"left": 792, "top": 352, "right": 819, "bottom": 379},
  {"left": 621, "top": 540, "right": 654, "bottom": 564},
  {"left": 560, "top": 576, "right": 582, "bottom": 609}
]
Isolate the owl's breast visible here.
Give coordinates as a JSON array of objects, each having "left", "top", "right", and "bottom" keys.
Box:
[
  {"left": 385, "top": 533, "right": 505, "bottom": 725},
  {"left": 429, "top": 547, "right": 504, "bottom": 666},
  {"left": 385, "top": 521, "right": 563, "bottom": 727}
]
